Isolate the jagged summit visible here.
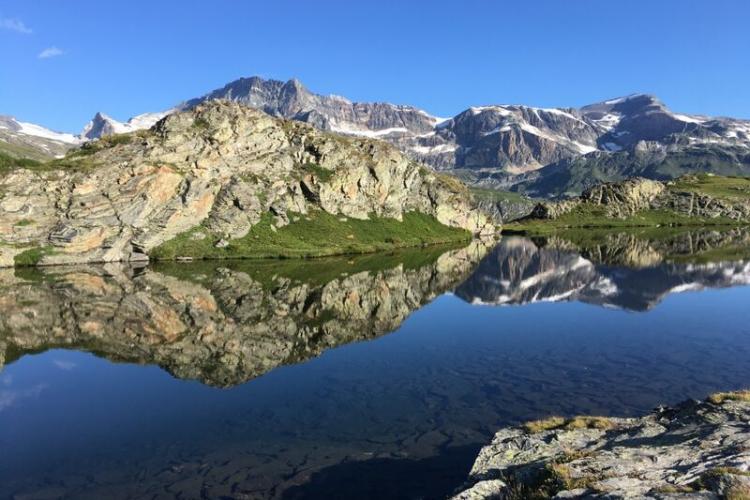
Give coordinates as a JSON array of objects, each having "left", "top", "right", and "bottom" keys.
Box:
[{"left": 80, "top": 109, "right": 171, "bottom": 140}]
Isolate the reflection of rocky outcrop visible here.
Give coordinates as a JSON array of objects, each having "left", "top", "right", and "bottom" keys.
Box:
[
  {"left": 455, "top": 232, "right": 750, "bottom": 311},
  {"left": 0, "top": 242, "right": 487, "bottom": 386},
  {"left": 548, "top": 228, "right": 750, "bottom": 268}
]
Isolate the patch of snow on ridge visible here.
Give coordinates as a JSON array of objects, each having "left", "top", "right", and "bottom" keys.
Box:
[
  {"left": 127, "top": 110, "right": 173, "bottom": 129},
  {"left": 17, "top": 121, "right": 80, "bottom": 144},
  {"left": 669, "top": 282, "right": 704, "bottom": 294},
  {"left": 411, "top": 144, "right": 457, "bottom": 154},
  {"left": 672, "top": 113, "right": 707, "bottom": 124},
  {"left": 517, "top": 122, "right": 597, "bottom": 154},
  {"left": 482, "top": 125, "right": 513, "bottom": 136},
  {"left": 469, "top": 106, "right": 513, "bottom": 116},
  {"left": 329, "top": 124, "right": 409, "bottom": 138},
  {"left": 534, "top": 107, "right": 589, "bottom": 124},
  {"left": 590, "top": 113, "right": 622, "bottom": 131},
  {"left": 433, "top": 116, "right": 452, "bottom": 126},
  {"left": 604, "top": 96, "right": 628, "bottom": 105}
]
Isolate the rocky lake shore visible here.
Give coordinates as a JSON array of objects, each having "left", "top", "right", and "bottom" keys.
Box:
[{"left": 453, "top": 391, "right": 750, "bottom": 499}]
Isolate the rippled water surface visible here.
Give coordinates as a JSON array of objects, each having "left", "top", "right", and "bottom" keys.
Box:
[{"left": 2, "top": 230, "right": 750, "bottom": 499}]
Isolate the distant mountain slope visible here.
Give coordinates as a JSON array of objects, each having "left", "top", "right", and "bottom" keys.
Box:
[{"left": 0, "top": 115, "right": 80, "bottom": 160}]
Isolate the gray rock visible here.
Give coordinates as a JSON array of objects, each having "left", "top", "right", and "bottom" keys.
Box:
[
  {"left": 452, "top": 395, "right": 750, "bottom": 499},
  {"left": 527, "top": 176, "right": 750, "bottom": 221}
]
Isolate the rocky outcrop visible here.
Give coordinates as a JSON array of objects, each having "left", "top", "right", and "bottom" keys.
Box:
[
  {"left": 473, "top": 197, "right": 536, "bottom": 224},
  {"left": 0, "top": 241, "right": 488, "bottom": 386},
  {"left": 527, "top": 176, "right": 750, "bottom": 221},
  {"left": 0, "top": 101, "right": 494, "bottom": 266},
  {"left": 453, "top": 392, "right": 750, "bottom": 499}
]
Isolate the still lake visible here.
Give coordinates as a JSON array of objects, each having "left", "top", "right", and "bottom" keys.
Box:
[{"left": 2, "top": 231, "right": 750, "bottom": 499}]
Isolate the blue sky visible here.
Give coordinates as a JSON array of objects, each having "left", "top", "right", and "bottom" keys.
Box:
[{"left": 1, "top": 0, "right": 749, "bottom": 132}]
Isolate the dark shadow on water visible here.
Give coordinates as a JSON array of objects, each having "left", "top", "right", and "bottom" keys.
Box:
[{"left": 281, "top": 444, "right": 481, "bottom": 500}]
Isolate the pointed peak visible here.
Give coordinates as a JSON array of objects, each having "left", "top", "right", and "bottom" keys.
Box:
[{"left": 283, "top": 77, "right": 306, "bottom": 91}]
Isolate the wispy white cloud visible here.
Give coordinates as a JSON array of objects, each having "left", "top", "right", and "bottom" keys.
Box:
[
  {"left": 0, "top": 16, "right": 32, "bottom": 34},
  {"left": 38, "top": 46, "right": 63, "bottom": 59}
]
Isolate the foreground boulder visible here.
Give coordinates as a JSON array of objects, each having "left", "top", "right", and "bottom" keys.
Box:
[
  {"left": 453, "top": 391, "right": 750, "bottom": 499},
  {"left": 0, "top": 101, "right": 494, "bottom": 267}
]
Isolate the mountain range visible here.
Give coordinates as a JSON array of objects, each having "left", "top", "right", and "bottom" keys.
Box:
[{"left": 4, "top": 76, "right": 750, "bottom": 198}]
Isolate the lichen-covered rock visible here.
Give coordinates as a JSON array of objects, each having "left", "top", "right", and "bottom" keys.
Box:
[
  {"left": 581, "top": 177, "right": 665, "bottom": 216},
  {"left": 0, "top": 101, "right": 494, "bottom": 267},
  {"left": 453, "top": 394, "right": 750, "bottom": 499},
  {"left": 528, "top": 200, "right": 576, "bottom": 219}
]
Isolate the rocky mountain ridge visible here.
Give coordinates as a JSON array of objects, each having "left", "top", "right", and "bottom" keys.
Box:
[
  {"left": 0, "top": 101, "right": 492, "bottom": 267},
  {"left": 7, "top": 77, "right": 749, "bottom": 197}
]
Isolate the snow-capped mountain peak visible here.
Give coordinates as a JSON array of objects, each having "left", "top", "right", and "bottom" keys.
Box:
[
  {"left": 0, "top": 115, "right": 81, "bottom": 159},
  {"left": 81, "top": 110, "right": 172, "bottom": 140}
]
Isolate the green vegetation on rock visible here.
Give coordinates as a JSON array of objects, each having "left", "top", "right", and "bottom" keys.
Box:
[
  {"left": 522, "top": 416, "right": 614, "bottom": 434},
  {"left": 13, "top": 246, "right": 56, "bottom": 267},
  {"left": 708, "top": 390, "right": 750, "bottom": 405},
  {"left": 153, "top": 242, "right": 466, "bottom": 290},
  {"left": 0, "top": 151, "right": 43, "bottom": 174},
  {"left": 150, "top": 210, "right": 471, "bottom": 261},
  {"left": 300, "top": 162, "right": 333, "bottom": 182},
  {"left": 671, "top": 174, "right": 750, "bottom": 201},
  {"left": 503, "top": 205, "right": 740, "bottom": 235},
  {"left": 505, "top": 175, "right": 750, "bottom": 235}
]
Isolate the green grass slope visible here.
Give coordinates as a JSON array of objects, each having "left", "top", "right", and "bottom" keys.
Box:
[
  {"left": 504, "top": 175, "right": 750, "bottom": 235},
  {"left": 150, "top": 210, "right": 471, "bottom": 261}
]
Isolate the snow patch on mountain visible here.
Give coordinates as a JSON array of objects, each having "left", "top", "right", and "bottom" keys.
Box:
[{"left": 17, "top": 121, "right": 80, "bottom": 144}]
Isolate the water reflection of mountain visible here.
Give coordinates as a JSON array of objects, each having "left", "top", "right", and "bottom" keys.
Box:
[
  {"left": 0, "top": 242, "right": 488, "bottom": 387},
  {"left": 455, "top": 230, "right": 750, "bottom": 311}
]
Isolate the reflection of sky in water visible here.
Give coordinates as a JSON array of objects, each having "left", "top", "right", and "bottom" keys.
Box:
[{"left": 1, "top": 240, "right": 750, "bottom": 498}]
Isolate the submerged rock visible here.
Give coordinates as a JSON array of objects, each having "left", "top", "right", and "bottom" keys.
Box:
[{"left": 453, "top": 392, "right": 750, "bottom": 499}]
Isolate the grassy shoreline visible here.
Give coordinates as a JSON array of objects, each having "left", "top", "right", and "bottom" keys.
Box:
[
  {"left": 6, "top": 212, "right": 474, "bottom": 267},
  {"left": 149, "top": 210, "right": 473, "bottom": 262},
  {"left": 501, "top": 207, "right": 745, "bottom": 237}
]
